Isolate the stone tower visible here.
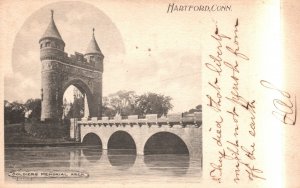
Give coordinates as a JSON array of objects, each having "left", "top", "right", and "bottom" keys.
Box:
[{"left": 40, "top": 10, "right": 104, "bottom": 122}]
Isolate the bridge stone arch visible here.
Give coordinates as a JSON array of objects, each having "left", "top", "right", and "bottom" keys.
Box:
[
  {"left": 77, "top": 120, "right": 202, "bottom": 159},
  {"left": 80, "top": 128, "right": 139, "bottom": 151},
  {"left": 107, "top": 130, "right": 137, "bottom": 150},
  {"left": 143, "top": 131, "right": 191, "bottom": 155},
  {"left": 82, "top": 132, "right": 102, "bottom": 147}
]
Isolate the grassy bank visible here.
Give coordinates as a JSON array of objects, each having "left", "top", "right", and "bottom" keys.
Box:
[{"left": 5, "top": 123, "right": 76, "bottom": 145}]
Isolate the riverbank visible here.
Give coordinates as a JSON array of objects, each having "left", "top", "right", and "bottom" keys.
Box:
[
  {"left": 5, "top": 142, "right": 81, "bottom": 147},
  {"left": 5, "top": 123, "right": 79, "bottom": 147}
]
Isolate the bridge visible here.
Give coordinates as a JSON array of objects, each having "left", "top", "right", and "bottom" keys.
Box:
[{"left": 70, "top": 112, "right": 202, "bottom": 158}]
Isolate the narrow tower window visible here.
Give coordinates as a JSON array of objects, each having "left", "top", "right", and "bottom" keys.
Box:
[{"left": 90, "top": 56, "right": 94, "bottom": 62}]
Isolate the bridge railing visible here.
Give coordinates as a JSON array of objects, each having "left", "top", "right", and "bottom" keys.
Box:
[{"left": 76, "top": 112, "right": 202, "bottom": 127}]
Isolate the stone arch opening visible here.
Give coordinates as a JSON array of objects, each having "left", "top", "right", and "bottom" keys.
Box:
[
  {"left": 82, "top": 133, "right": 102, "bottom": 163},
  {"left": 143, "top": 132, "right": 190, "bottom": 175},
  {"left": 144, "top": 132, "right": 189, "bottom": 155},
  {"left": 107, "top": 131, "right": 136, "bottom": 151},
  {"left": 61, "top": 79, "right": 93, "bottom": 120},
  {"left": 82, "top": 133, "right": 102, "bottom": 147},
  {"left": 107, "top": 131, "right": 136, "bottom": 169},
  {"left": 62, "top": 85, "right": 84, "bottom": 119}
]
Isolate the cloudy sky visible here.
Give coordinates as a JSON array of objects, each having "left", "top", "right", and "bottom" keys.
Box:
[{"left": 4, "top": 1, "right": 202, "bottom": 113}]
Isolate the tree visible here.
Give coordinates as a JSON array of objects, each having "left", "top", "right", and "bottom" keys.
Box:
[
  {"left": 24, "top": 98, "right": 41, "bottom": 121},
  {"left": 103, "top": 90, "right": 138, "bottom": 116},
  {"left": 102, "top": 96, "right": 116, "bottom": 117},
  {"left": 183, "top": 104, "right": 202, "bottom": 116},
  {"left": 101, "top": 91, "right": 173, "bottom": 117},
  {"left": 64, "top": 94, "right": 84, "bottom": 119},
  {"left": 135, "top": 92, "right": 173, "bottom": 117},
  {"left": 4, "top": 100, "right": 25, "bottom": 124}
]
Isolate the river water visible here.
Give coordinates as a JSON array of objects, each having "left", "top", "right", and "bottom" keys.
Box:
[{"left": 5, "top": 146, "right": 202, "bottom": 184}]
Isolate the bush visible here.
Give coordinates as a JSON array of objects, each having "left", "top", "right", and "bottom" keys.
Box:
[{"left": 25, "top": 121, "right": 70, "bottom": 139}]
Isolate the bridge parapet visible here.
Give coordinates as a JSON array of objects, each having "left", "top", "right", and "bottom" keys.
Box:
[{"left": 76, "top": 112, "right": 202, "bottom": 128}]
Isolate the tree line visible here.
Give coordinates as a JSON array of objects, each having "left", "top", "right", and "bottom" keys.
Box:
[
  {"left": 4, "top": 99, "right": 41, "bottom": 124},
  {"left": 63, "top": 90, "right": 173, "bottom": 118},
  {"left": 4, "top": 90, "right": 201, "bottom": 124},
  {"left": 102, "top": 90, "right": 173, "bottom": 117}
]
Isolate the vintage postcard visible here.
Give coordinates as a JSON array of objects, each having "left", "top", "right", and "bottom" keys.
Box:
[{"left": 0, "top": 0, "right": 299, "bottom": 187}]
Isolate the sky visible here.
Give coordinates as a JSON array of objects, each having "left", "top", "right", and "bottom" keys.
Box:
[{"left": 4, "top": 1, "right": 202, "bottom": 113}]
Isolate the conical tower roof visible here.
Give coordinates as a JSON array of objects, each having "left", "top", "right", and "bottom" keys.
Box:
[
  {"left": 39, "top": 10, "right": 64, "bottom": 43},
  {"left": 85, "top": 28, "right": 102, "bottom": 55}
]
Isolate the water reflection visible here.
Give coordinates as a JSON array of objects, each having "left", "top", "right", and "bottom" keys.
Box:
[
  {"left": 107, "top": 149, "right": 136, "bottom": 170},
  {"left": 5, "top": 147, "right": 201, "bottom": 183},
  {"left": 82, "top": 146, "right": 102, "bottom": 163},
  {"left": 144, "top": 154, "right": 190, "bottom": 176},
  {"left": 5, "top": 147, "right": 75, "bottom": 169}
]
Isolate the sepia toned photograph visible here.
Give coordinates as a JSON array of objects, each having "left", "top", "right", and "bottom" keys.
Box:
[
  {"left": 4, "top": 0, "right": 299, "bottom": 188},
  {"left": 3, "top": 1, "right": 202, "bottom": 184}
]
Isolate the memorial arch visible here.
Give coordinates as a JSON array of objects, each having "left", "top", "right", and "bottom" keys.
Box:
[{"left": 39, "top": 10, "right": 104, "bottom": 121}]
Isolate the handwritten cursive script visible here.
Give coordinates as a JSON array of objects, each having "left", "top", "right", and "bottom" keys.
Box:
[
  {"left": 260, "top": 80, "right": 297, "bottom": 125},
  {"left": 207, "top": 18, "right": 265, "bottom": 183}
]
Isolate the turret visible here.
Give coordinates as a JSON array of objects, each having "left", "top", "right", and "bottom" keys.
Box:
[
  {"left": 84, "top": 28, "right": 104, "bottom": 72},
  {"left": 40, "top": 10, "right": 65, "bottom": 121},
  {"left": 39, "top": 10, "right": 65, "bottom": 61}
]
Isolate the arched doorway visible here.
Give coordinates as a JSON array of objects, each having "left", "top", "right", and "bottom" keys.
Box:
[
  {"left": 41, "top": 70, "right": 102, "bottom": 121},
  {"left": 82, "top": 133, "right": 102, "bottom": 162},
  {"left": 62, "top": 85, "right": 85, "bottom": 119},
  {"left": 61, "top": 79, "right": 95, "bottom": 119},
  {"left": 107, "top": 131, "right": 136, "bottom": 169},
  {"left": 143, "top": 132, "right": 190, "bottom": 175}
]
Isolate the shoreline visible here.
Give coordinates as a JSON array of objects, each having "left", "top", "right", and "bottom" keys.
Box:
[{"left": 5, "top": 142, "right": 82, "bottom": 148}]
